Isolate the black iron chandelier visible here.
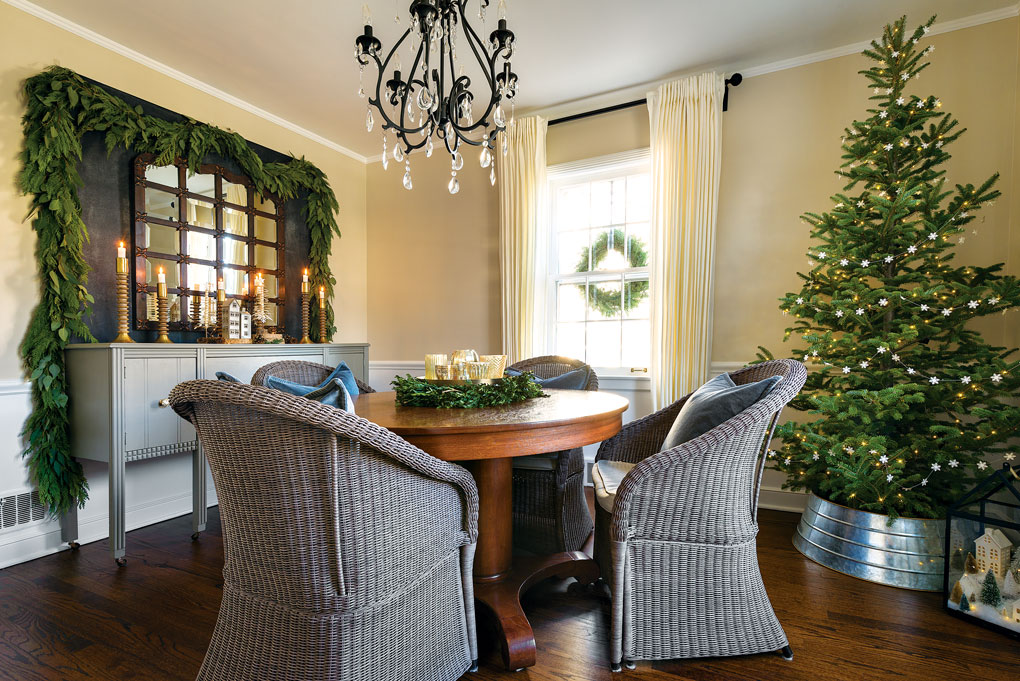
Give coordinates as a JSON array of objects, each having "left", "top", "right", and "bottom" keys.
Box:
[{"left": 355, "top": 0, "right": 518, "bottom": 193}]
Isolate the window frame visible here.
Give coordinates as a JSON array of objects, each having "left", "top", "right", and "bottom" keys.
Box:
[
  {"left": 543, "top": 149, "right": 651, "bottom": 376},
  {"left": 132, "top": 154, "right": 286, "bottom": 332}
]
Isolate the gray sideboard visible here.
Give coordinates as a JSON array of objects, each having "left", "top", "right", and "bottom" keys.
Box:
[{"left": 62, "top": 342, "right": 369, "bottom": 564}]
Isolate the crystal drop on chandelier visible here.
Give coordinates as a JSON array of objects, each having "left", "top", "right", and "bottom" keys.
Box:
[
  {"left": 402, "top": 163, "right": 413, "bottom": 191},
  {"left": 381, "top": 137, "right": 389, "bottom": 170},
  {"left": 502, "top": 134, "right": 509, "bottom": 156},
  {"left": 490, "top": 166, "right": 496, "bottom": 186},
  {"left": 394, "top": 145, "right": 404, "bottom": 162},
  {"left": 480, "top": 146, "right": 492, "bottom": 169},
  {"left": 366, "top": 108, "right": 374, "bottom": 132},
  {"left": 425, "top": 136, "right": 434, "bottom": 158},
  {"left": 493, "top": 104, "right": 506, "bottom": 127},
  {"left": 417, "top": 87, "right": 433, "bottom": 111},
  {"left": 448, "top": 173, "right": 460, "bottom": 195},
  {"left": 452, "top": 151, "right": 464, "bottom": 171}
]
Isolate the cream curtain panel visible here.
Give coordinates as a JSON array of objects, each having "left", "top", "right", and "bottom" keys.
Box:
[
  {"left": 647, "top": 73, "right": 725, "bottom": 409},
  {"left": 497, "top": 116, "right": 547, "bottom": 365}
]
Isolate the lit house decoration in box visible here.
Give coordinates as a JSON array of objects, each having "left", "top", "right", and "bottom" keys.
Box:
[
  {"left": 944, "top": 464, "right": 1020, "bottom": 640},
  {"left": 226, "top": 300, "right": 242, "bottom": 340}
]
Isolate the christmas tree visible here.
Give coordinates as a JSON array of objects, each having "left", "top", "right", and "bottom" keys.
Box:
[
  {"left": 763, "top": 16, "right": 1020, "bottom": 519},
  {"left": 959, "top": 593, "right": 970, "bottom": 612},
  {"left": 980, "top": 570, "right": 1001, "bottom": 608}
]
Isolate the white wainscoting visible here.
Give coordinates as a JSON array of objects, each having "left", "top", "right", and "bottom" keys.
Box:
[
  {"left": 367, "top": 361, "right": 808, "bottom": 515},
  {"left": 0, "top": 379, "right": 218, "bottom": 569}
]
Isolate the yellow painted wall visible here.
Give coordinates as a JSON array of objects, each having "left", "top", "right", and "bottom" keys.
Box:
[
  {"left": 367, "top": 17, "right": 1020, "bottom": 365},
  {"left": 0, "top": 3, "right": 368, "bottom": 381}
]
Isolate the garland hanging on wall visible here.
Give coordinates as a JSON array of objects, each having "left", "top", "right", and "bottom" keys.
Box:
[{"left": 18, "top": 66, "right": 343, "bottom": 515}]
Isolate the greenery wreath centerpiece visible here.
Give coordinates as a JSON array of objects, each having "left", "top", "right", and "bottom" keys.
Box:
[
  {"left": 392, "top": 373, "right": 547, "bottom": 408},
  {"left": 575, "top": 228, "right": 649, "bottom": 317}
]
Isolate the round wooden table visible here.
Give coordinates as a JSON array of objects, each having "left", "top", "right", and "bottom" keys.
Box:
[{"left": 352, "top": 388, "right": 629, "bottom": 670}]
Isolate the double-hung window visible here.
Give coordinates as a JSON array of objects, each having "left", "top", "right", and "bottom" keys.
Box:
[{"left": 544, "top": 152, "right": 651, "bottom": 373}]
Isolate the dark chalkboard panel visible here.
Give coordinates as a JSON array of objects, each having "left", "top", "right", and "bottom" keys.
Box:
[{"left": 75, "top": 78, "right": 311, "bottom": 343}]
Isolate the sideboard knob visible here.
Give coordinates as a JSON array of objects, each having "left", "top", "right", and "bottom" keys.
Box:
[{"left": 158, "top": 398, "right": 171, "bottom": 408}]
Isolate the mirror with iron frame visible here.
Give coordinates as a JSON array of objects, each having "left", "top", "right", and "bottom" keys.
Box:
[{"left": 132, "top": 154, "right": 285, "bottom": 332}]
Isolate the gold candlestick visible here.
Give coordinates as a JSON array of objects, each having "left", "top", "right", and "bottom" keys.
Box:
[
  {"left": 190, "top": 287, "right": 203, "bottom": 329},
  {"left": 156, "top": 281, "right": 172, "bottom": 343},
  {"left": 113, "top": 253, "right": 134, "bottom": 343},
  {"left": 318, "top": 286, "right": 326, "bottom": 343},
  {"left": 300, "top": 276, "right": 312, "bottom": 343}
]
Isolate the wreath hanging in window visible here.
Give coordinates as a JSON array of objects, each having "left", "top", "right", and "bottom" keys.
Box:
[{"left": 574, "top": 228, "right": 650, "bottom": 317}]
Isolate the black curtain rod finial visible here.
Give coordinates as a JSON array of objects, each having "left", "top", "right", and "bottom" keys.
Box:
[{"left": 723, "top": 72, "right": 742, "bottom": 112}]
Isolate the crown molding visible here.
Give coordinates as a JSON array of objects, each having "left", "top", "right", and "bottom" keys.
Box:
[
  {"left": 528, "top": 4, "right": 1020, "bottom": 123},
  {"left": 3, "top": 0, "right": 368, "bottom": 164}
]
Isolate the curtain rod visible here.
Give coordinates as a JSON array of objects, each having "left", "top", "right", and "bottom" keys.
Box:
[{"left": 548, "top": 73, "right": 742, "bottom": 126}]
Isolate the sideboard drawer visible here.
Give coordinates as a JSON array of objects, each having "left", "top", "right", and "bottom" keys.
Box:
[{"left": 123, "top": 357, "right": 197, "bottom": 452}]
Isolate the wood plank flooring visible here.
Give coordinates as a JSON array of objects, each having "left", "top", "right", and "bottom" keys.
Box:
[{"left": 1, "top": 503, "right": 1017, "bottom": 681}]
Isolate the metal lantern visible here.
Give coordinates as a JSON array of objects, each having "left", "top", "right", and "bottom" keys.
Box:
[{"left": 943, "top": 464, "right": 1020, "bottom": 640}]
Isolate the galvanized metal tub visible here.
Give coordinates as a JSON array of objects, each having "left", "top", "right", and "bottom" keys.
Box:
[{"left": 792, "top": 493, "right": 944, "bottom": 591}]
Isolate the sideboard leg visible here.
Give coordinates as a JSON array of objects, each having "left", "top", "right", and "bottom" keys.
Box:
[
  {"left": 110, "top": 451, "right": 126, "bottom": 564},
  {"left": 191, "top": 444, "right": 208, "bottom": 538},
  {"left": 61, "top": 504, "right": 79, "bottom": 550}
]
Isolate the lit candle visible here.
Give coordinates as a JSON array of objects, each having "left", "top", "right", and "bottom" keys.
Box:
[
  {"left": 217, "top": 277, "right": 225, "bottom": 303},
  {"left": 301, "top": 268, "right": 310, "bottom": 294},
  {"left": 157, "top": 266, "right": 167, "bottom": 299},
  {"left": 117, "top": 241, "right": 126, "bottom": 259},
  {"left": 157, "top": 266, "right": 166, "bottom": 285},
  {"left": 217, "top": 277, "right": 225, "bottom": 291},
  {"left": 318, "top": 286, "right": 325, "bottom": 309},
  {"left": 116, "top": 241, "right": 128, "bottom": 275},
  {"left": 303, "top": 269, "right": 309, "bottom": 283}
]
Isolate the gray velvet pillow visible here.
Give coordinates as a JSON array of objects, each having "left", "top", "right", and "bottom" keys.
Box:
[{"left": 660, "top": 372, "right": 782, "bottom": 451}]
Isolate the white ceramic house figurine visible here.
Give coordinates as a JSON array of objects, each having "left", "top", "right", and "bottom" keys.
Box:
[
  {"left": 240, "top": 310, "right": 252, "bottom": 340},
  {"left": 975, "top": 528, "right": 1013, "bottom": 578},
  {"left": 227, "top": 300, "right": 241, "bottom": 339}
]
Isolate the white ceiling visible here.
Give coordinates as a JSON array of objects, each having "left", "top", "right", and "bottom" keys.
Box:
[{"left": 18, "top": 0, "right": 1018, "bottom": 159}]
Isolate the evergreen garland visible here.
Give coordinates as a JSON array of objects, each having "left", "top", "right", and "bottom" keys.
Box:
[
  {"left": 18, "top": 66, "right": 343, "bottom": 515},
  {"left": 761, "top": 17, "right": 1020, "bottom": 520},
  {"left": 392, "top": 374, "right": 547, "bottom": 408},
  {"left": 574, "top": 228, "right": 649, "bottom": 317}
]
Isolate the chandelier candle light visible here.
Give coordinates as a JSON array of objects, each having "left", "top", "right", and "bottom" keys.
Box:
[
  {"left": 114, "top": 241, "right": 133, "bottom": 343},
  {"left": 355, "top": 0, "right": 518, "bottom": 193}
]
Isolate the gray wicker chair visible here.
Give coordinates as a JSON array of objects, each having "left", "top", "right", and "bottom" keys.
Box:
[
  {"left": 250, "top": 359, "right": 376, "bottom": 394},
  {"left": 169, "top": 380, "right": 478, "bottom": 681},
  {"left": 509, "top": 355, "right": 598, "bottom": 555},
  {"left": 593, "top": 359, "right": 806, "bottom": 671}
]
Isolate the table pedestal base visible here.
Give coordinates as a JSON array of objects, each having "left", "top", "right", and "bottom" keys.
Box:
[{"left": 475, "top": 550, "right": 599, "bottom": 670}]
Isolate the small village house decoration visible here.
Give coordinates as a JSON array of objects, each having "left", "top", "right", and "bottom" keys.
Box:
[
  {"left": 944, "top": 464, "right": 1020, "bottom": 639},
  {"left": 227, "top": 300, "right": 242, "bottom": 339},
  {"left": 240, "top": 310, "right": 252, "bottom": 340}
]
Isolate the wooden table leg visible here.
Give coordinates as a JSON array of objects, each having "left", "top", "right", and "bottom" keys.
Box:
[{"left": 466, "top": 457, "right": 601, "bottom": 671}]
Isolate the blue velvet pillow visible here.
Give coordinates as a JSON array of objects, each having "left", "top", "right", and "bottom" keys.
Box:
[
  {"left": 265, "top": 376, "right": 355, "bottom": 413},
  {"left": 215, "top": 371, "right": 241, "bottom": 383},
  {"left": 505, "top": 366, "right": 591, "bottom": 390},
  {"left": 660, "top": 372, "right": 782, "bottom": 451},
  {"left": 322, "top": 361, "right": 360, "bottom": 397}
]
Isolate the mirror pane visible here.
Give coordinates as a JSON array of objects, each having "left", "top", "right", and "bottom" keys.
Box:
[
  {"left": 144, "top": 292, "right": 180, "bottom": 322},
  {"left": 255, "top": 194, "right": 275, "bottom": 213},
  {"left": 223, "top": 206, "right": 248, "bottom": 236},
  {"left": 187, "top": 263, "right": 216, "bottom": 291},
  {"left": 189, "top": 173, "right": 216, "bottom": 199},
  {"left": 144, "top": 165, "right": 178, "bottom": 187},
  {"left": 186, "top": 198, "right": 215, "bottom": 229},
  {"left": 144, "top": 222, "right": 178, "bottom": 254},
  {"left": 222, "top": 269, "right": 248, "bottom": 296},
  {"left": 261, "top": 273, "right": 278, "bottom": 298},
  {"left": 144, "top": 188, "right": 178, "bottom": 222},
  {"left": 255, "top": 245, "right": 277, "bottom": 270},
  {"left": 145, "top": 258, "right": 179, "bottom": 287},
  {"left": 223, "top": 180, "right": 248, "bottom": 205},
  {"left": 254, "top": 215, "right": 277, "bottom": 241},
  {"left": 222, "top": 237, "right": 248, "bottom": 266},
  {"left": 188, "top": 231, "right": 216, "bottom": 262},
  {"left": 264, "top": 302, "right": 278, "bottom": 325},
  {"left": 169, "top": 294, "right": 182, "bottom": 322}
]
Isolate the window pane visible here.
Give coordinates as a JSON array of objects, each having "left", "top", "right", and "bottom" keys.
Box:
[
  {"left": 588, "top": 278, "right": 622, "bottom": 321},
  {"left": 223, "top": 237, "right": 248, "bottom": 265},
  {"left": 144, "top": 165, "right": 177, "bottom": 187},
  {"left": 223, "top": 206, "right": 248, "bottom": 236},
  {"left": 254, "top": 215, "right": 277, "bottom": 242},
  {"left": 590, "top": 230, "right": 629, "bottom": 272},
  {"left": 557, "top": 184, "right": 589, "bottom": 231},
  {"left": 255, "top": 193, "right": 276, "bottom": 213},
  {"left": 186, "top": 198, "right": 215, "bottom": 229},
  {"left": 557, "top": 281, "right": 586, "bottom": 322},
  {"left": 626, "top": 174, "right": 650, "bottom": 222},
  {"left": 145, "top": 258, "right": 178, "bottom": 287},
  {"left": 611, "top": 178, "right": 627, "bottom": 224},
  {"left": 627, "top": 222, "right": 650, "bottom": 265},
  {"left": 223, "top": 180, "right": 248, "bottom": 206},
  {"left": 145, "top": 222, "right": 178, "bottom": 254},
  {"left": 189, "top": 173, "right": 216, "bottom": 199},
  {"left": 622, "top": 320, "right": 651, "bottom": 369},
  {"left": 188, "top": 231, "right": 216, "bottom": 262},
  {"left": 555, "top": 322, "right": 585, "bottom": 360},
  {"left": 223, "top": 269, "right": 248, "bottom": 296},
  {"left": 590, "top": 180, "right": 612, "bottom": 227},
  {"left": 255, "top": 245, "right": 277, "bottom": 270},
  {"left": 624, "top": 278, "right": 651, "bottom": 319},
  {"left": 144, "top": 188, "right": 178, "bottom": 222},
  {"left": 557, "top": 231, "right": 589, "bottom": 274},
  {"left": 586, "top": 321, "right": 621, "bottom": 367}
]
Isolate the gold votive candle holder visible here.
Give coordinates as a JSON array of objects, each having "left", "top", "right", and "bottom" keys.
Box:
[
  {"left": 465, "top": 362, "right": 489, "bottom": 380},
  {"left": 479, "top": 354, "right": 507, "bottom": 379},
  {"left": 425, "top": 354, "right": 449, "bottom": 379}
]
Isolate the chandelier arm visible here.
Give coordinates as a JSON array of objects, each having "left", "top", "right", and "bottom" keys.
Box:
[
  {"left": 369, "top": 28, "right": 421, "bottom": 139},
  {"left": 458, "top": 5, "right": 499, "bottom": 92}
]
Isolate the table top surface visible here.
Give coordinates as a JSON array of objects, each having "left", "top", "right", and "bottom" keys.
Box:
[{"left": 351, "top": 389, "right": 629, "bottom": 436}]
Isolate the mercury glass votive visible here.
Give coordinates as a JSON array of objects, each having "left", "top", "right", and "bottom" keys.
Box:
[
  {"left": 425, "top": 353, "right": 449, "bottom": 379},
  {"left": 465, "top": 362, "right": 488, "bottom": 380},
  {"left": 479, "top": 354, "right": 507, "bottom": 378}
]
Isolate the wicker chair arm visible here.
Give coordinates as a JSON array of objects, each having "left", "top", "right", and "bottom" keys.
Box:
[
  {"left": 170, "top": 381, "right": 478, "bottom": 542},
  {"left": 594, "top": 393, "right": 690, "bottom": 465}
]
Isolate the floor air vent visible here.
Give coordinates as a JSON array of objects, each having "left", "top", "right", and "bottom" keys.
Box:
[{"left": 0, "top": 490, "right": 46, "bottom": 530}]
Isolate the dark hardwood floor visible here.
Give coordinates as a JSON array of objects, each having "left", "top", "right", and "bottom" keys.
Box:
[{"left": 1, "top": 500, "right": 1017, "bottom": 681}]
